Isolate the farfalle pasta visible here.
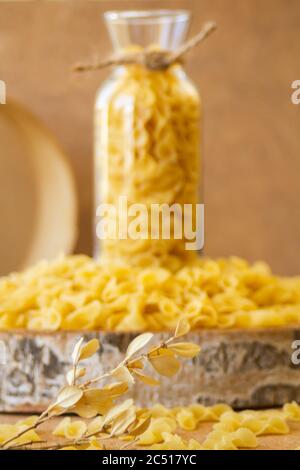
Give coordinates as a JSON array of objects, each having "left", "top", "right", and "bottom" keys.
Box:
[
  {"left": 283, "top": 401, "right": 300, "bottom": 421},
  {"left": 203, "top": 428, "right": 257, "bottom": 450},
  {"left": 151, "top": 432, "right": 203, "bottom": 450},
  {"left": 214, "top": 410, "right": 289, "bottom": 436},
  {"left": 138, "top": 417, "right": 177, "bottom": 446}
]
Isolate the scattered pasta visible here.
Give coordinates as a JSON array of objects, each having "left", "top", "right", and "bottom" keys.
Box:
[
  {"left": 2, "top": 401, "right": 300, "bottom": 450},
  {"left": 136, "top": 401, "right": 300, "bottom": 450}
]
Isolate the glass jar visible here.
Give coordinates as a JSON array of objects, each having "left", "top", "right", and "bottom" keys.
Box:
[{"left": 95, "top": 10, "right": 202, "bottom": 270}]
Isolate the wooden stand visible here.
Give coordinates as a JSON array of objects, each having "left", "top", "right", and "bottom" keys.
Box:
[{"left": 0, "top": 327, "right": 300, "bottom": 413}]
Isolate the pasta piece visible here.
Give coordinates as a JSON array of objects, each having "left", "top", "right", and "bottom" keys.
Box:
[
  {"left": 231, "top": 428, "right": 257, "bottom": 448},
  {"left": 138, "top": 417, "right": 177, "bottom": 446},
  {"left": 52, "top": 417, "right": 72, "bottom": 437},
  {"left": 187, "top": 404, "right": 215, "bottom": 423},
  {"left": 176, "top": 409, "right": 197, "bottom": 431},
  {"left": 203, "top": 430, "right": 237, "bottom": 450},
  {"left": 151, "top": 432, "right": 203, "bottom": 450},
  {"left": 283, "top": 402, "right": 300, "bottom": 421},
  {"left": 53, "top": 418, "right": 87, "bottom": 440}
]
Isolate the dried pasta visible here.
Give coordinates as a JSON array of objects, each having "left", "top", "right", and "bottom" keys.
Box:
[
  {"left": 283, "top": 401, "right": 300, "bottom": 421},
  {"left": 151, "top": 432, "right": 203, "bottom": 450},
  {"left": 95, "top": 59, "right": 201, "bottom": 268},
  {"left": 138, "top": 417, "right": 177, "bottom": 446},
  {"left": 203, "top": 428, "right": 257, "bottom": 450},
  {"left": 1, "top": 255, "right": 300, "bottom": 331},
  {"left": 214, "top": 410, "right": 289, "bottom": 436}
]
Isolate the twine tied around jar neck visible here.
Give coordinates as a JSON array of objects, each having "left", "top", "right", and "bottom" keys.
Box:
[{"left": 73, "top": 21, "right": 217, "bottom": 73}]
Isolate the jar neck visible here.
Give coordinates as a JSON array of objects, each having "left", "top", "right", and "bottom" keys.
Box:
[{"left": 104, "top": 10, "right": 190, "bottom": 52}]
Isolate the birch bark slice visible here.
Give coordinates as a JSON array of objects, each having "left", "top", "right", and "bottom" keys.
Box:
[{"left": 0, "top": 327, "right": 299, "bottom": 412}]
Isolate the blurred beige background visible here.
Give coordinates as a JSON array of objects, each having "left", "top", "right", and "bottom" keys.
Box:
[{"left": 0, "top": 0, "right": 300, "bottom": 274}]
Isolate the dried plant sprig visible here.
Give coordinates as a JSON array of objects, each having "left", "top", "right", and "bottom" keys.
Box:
[{"left": 0, "top": 319, "right": 200, "bottom": 451}]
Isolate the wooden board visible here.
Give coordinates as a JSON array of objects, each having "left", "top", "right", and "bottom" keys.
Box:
[
  {"left": 2, "top": 414, "right": 300, "bottom": 450},
  {"left": 1, "top": 327, "right": 300, "bottom": 413}
]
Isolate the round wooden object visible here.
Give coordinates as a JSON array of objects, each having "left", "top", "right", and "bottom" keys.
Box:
[
  {"left": 0, "top": 327, "right": 299, "bottom": 413},
  {"left": 0, "top": 100, "right": 77, "bottom": 276}
]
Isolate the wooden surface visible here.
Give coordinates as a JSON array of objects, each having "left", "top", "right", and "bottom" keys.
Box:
[
  {"left": 0, "top": 0, "right": 300, "bottom": 275},
  {"left": 2, "top": 414, "right": 300, "bottom": 450}
]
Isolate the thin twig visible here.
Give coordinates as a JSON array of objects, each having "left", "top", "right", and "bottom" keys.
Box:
[
  {"left": 120, "top": 437, "right": 139, "bottom": 450},
  {"left": 7, "top": 440, "right": 47, "bottom": 450},
  {"left": 0, "top": 409, "right": 65, "bottom": 449},
  {"left": 15, "top": 432, "right": 111, "bottom": 451},
  {"left": 1, "top": 323, "right": 190, "bottom": 451}
]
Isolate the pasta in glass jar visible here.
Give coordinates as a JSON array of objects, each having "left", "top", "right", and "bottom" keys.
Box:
[{"left": 95, "top": 10, "right": 202, "bottom": 270}]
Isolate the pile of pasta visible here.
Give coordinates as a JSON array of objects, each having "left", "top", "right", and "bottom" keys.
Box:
[
  {"left": 95, "top": 59, "right": 201, "bottom": 268},
  {"left": 2, "top": 402, "right": 300, "bottom": 450},
  {"left": 1, "top": 254, "right": 300, "bottom": 331}
]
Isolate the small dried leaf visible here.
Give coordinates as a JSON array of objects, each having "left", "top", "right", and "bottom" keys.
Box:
[
  {"left": 112, "top": 366, "right": 135, "bottom": 385},
  {"left": 149, "top": 349, "right": 180, "bottom": 377},
  {"left": 66, "top": 367, "right": 86, "bottom": 386},
  {"left": 110, "top": 408, "right": 136, "bottom": 437},
  {"left": 128, "top": 414, "right": 152, "bottom": 437},
  {"left": 136, "top": 408, "right": 150, "bottom": 419},
  {"left": 52, "top": 417, "right": 71, "bottom": 437},
  {"left": 125, "top": 333, "right": 153, "bottom": 360},
  {"left": 54, "top": 386, "right": 83, "bottom": 409},
  {"left": 103, "top": 399, "right": 134, "bottom": 426},
  {"left": 175, "top": 318, "right": 190, "bottom": 338},
  {"left": 149, "top": 347, "right": 173, "bottom": 358},
  {"left": 73, "top": 402, "right": 99, "bottom": 419},
  {"left": 104, "top": 382, "right": 129, "bottom": 397},
  {"left": 78, "top": 339, "right": 100, "bottom": 361},
  {"left": 128, "top": 359, "right": 144, "bottom": 370},
  {"left": 88, "top": 416, "right": 104, "bottom": 435},
  {"left": 79, "top": 389, "right": 113, "bottom": 414},
  {"left": 71, "top": 338, "right": 84, "bottom": 365},
  {"left": 169, "top": 342, "right": 200, "bottom": 358},
  {"left": 133, "top": 370, "right": 160, "bottom": 386},
  {"left": 47, "top": 405, "right": 63, "bottom": 417},
  {"left": 86, "top": 439, "right": 104, "bottom": 450}
]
